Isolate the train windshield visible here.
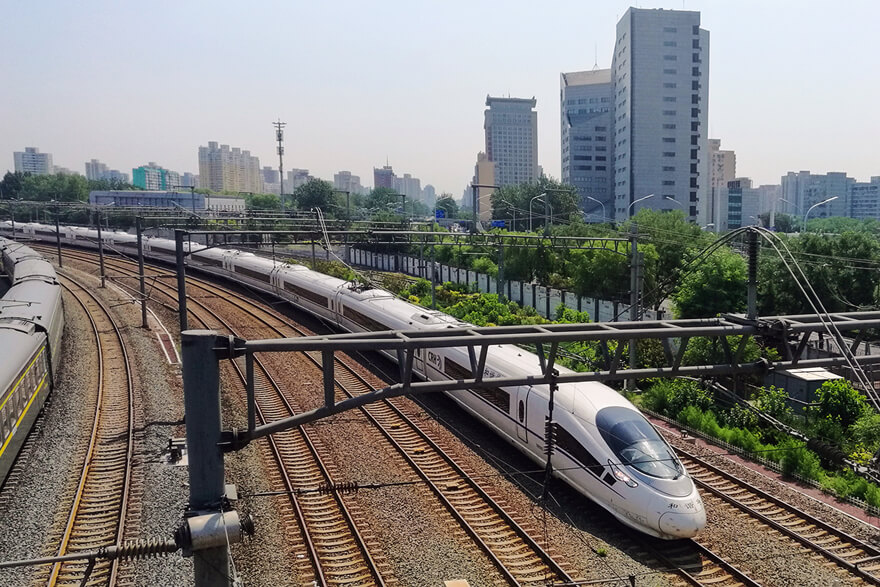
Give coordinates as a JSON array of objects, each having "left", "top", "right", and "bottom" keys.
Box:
[{"left": 596, "top": 407, "right": 682, "bottom": 479}]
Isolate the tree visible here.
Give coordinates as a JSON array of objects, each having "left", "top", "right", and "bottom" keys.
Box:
[
  {"left": 621, "top": 208, "right": 708, "bottom": 294},
  {"left": 810, "top": 379, "right": 870, "bottom": 430},
  {"left": 490, "top": 177, "right": 580, "bottom": 231},
  {"left": 0, "top": 171, "right": 29, "bottom": 198},
  {"left": 769, "top": 213, "right": 798, "bottom": 233},
  {"left": 435, "top": 195, "right": 459, "bottom": 219},
  {"left": 293, "top": 178, "right": 335, "bottom": 212},
  {"left": 671, "top": 247, "right": 747, "bottom": 318},
  {"left": 247, "top": 193, "right": 280, "bottom": 211}
]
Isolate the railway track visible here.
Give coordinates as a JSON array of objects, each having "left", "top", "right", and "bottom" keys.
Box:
[
  {"left": 53, "top": 248, "right": 579, "bottom": 584},
  {"left": 676, "top": 444, "right": 880, "bottom": 585},
  {"left": 32, "top": 275, "right": 134, "bottom": 586},
  {"left": 51, "top": 247, "right": 810, "bottom": 585}
]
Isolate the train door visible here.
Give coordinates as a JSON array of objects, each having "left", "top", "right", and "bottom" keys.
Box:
[
  {"left": 515, "top": 386, "right": 530, "bottom": 442},
  {"left": 330, "top": 289, "right": 344, "bottom": 328}
]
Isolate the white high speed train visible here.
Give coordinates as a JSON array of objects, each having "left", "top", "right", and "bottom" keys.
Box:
[{"left": 2, "top": 221, "right": 706, "bottom": 538}]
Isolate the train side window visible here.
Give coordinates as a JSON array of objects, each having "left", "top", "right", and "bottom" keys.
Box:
[
  {"left": 556, "top": 423, "right": 605, "bottom": 477},
  {"left": 518, "top": 400, "right": 524, "bottom": 423}
]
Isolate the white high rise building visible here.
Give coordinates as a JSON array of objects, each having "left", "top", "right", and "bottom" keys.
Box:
[
  {"left": 334, "top": 171, "right": 364, "bottom": 195},
  {"left": 612, "top": 8, "right": 710, "bottom": 222},
  {"left": 484, "top": 96, "right": 539, "bottom": 187},
  {"left": 198, "top": 141, "right": 262, "bottom": 194},
  {"left": 707, "top": 139, "right": 736, "bottom": 229},
  {"left": 85, "top": 159, "right": 109, "bottom": 180},
  {"left": 13, "top": 147, "right": 53, "bottom": 175}
]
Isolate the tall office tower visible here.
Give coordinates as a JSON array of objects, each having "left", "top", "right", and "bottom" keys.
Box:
[
  {"left": 850, "top": 177, "right": 880, "bottom": 221},
  {"left": 334, "top": 170, "right": 364, "bottom": 195},
  {"left": 612, "top": 8, "right": 710, "bottom": 222},
  {"left": 132, "top": 162, "right": 180, "bottom": 190},
  {"left": 422, "top": 184, "right": 436, "bottom": 206},
  {"left": 181, "top": 172, "right": 199, "bottom": 188},
  {"left": 707, "top": 139, "right": 736, "bottom": 229},
  {"left": 261, "top": 166, "right": 281, "bottom": 194},
  {"left": 373, "top": 165, "right": 395, "bottom": 189},
  {"left": 287, "top": 169, "right": 313, "bottom": 190},
  {"left": 780, "top": 171, "right": 850, "bottom": 220},
  {"left": 560, "top": 70, "right": 613, "bottom": 222},
  {"left": 484, "top": 96, "right": 539, "bottom": 187},
  {"left": 720, "top": 178, "right": 761, "bottom": 229},
  {"left": 13, "top": 147, "right": 54, "bottom": 175},
  {"left": 393, "top": 173, "right": 421, "bottom": 199},
  {"left": 198, "top": 142, "right": 262, "bottom": 193},
  {"left": 85, "top": 159, "right": 109, "bottom": 180}
]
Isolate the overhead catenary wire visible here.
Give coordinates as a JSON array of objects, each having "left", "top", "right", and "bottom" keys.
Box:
[{"left": 754, "top": 227, "right": 880, "bottom": 411}]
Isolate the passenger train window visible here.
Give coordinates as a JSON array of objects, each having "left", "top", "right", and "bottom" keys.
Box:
[
  {"left": 554, "top": 423, "right": 605, "bottom": 476},
  {"left": 596, "top": 406, "right": 682, "bottom": 479},
  {"left": 518, "top": 401, "right": 524, "bottom": 423}
]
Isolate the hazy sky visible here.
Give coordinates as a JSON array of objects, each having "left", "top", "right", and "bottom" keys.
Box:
[{"left": 3, "top": 1, "right": 879, "bottom": 196}]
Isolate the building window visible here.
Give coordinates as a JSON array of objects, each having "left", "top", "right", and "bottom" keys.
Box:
[
  {"left": 664, "top": 26, "right": 677, "bottom": 33},
  {"left": 663, "top": 137, "right": 676, "bottom": 143},
  {"left": 663, "top": 110, "right": 676, "bottom": 116},
  {"left": 663, "top": 123, "right": 676, "bottom": 129},
  {"left": 663, "top": 55, "right": 677, "bottom": 61},
  {"left": 663, "top": 152, "right": 676, "bottom": 157},
  {"left": 663, "top": 41, "right": 677, "bottom": 47},
  {"left": 663, "top": 166, "right": 676, "bottom": 172},
  {"left": 663, "top": 180, "right": 675, "bottom": 186},
  {"left": 663, "top": 68, "right": 677, "bottom": 74},
  {"left": 663, "top": 82, "right": 677, "bottom": 89},
  {"left": 663, "top": 96, "right": 676, "bottom": 102}
]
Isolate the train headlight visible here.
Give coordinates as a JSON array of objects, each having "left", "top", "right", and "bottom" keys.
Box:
[{"left": 609, "top": 460, "right": 638, "bottom": 488}]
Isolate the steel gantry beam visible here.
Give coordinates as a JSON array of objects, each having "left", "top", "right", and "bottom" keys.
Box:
[{"left": 186, "top": 311, "right": 880, "bottom": 452}]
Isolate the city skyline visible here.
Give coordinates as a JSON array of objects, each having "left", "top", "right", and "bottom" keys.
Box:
[{"left": 2, "top": 1, "right": 878, "bottom": 196}]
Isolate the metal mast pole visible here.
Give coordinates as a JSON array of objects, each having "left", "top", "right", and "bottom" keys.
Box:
[
  {"left": 274, "top": 119, "right": 286, "bottom": 214},
  {"left": 135, "top": 217, "right": 148, "bottom": 329}
]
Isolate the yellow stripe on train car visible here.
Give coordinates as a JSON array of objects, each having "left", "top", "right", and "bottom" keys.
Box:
[
  {"left": 0, "top": 373, "right": 48, "bottom": 460},
  {"left": 0, "top": 346, "right": 46, "bottom": 413}
]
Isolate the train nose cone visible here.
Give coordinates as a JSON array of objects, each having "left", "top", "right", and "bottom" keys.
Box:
[{"left": 658, "top": 509, "right": 706, "bottom": 538}]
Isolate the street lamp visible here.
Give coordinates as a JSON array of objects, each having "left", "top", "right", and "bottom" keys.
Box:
[
  {"left": 702, "top": 223, "right": 715, "bottom": 231},
  {"left": 498, "top": 199, "right": 517, "bottom": 231},
  {"left": 663, "top": 195, "right": 683, "bottom": 209},
  {"left": 585, "top": 196, "right": 605, "bottom": 223},
  {"left": 627, "top": 193, "right": 654, "bottom": 217},
  {"left": 803, "top": 196, "right": 838, "bottom": 231},
  {"left": 529, "top": 193, "right": 554, "bottom": 233}
]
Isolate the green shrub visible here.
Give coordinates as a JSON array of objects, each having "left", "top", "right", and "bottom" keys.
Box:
[
  {"left": 778, "top": 439, "right": 824, "bottom": 481},
  {"left": 666, "top": 380, "right": 714, "bottom": 417},
  {"left": 754, "top": 385, "right": 792, "bottom": 420},
  {"left": 810, "top": 379, "right": 871, "bottom": 431},
  {"left": 640, "top": 382, "right": 674, "bottom": 414},
  {"left": 724, "top": 404, "right": 760, "bottom": 430}
]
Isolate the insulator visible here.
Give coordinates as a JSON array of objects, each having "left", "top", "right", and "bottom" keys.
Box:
[
  {"left": 100, "top": 539, "right": 179, "bottom": 561},
  {"left": 544, "top": 418, "right": 556, "bottom": 458},
  {"left": 317, "top": 481, "right": 359, "bottom": 495}
]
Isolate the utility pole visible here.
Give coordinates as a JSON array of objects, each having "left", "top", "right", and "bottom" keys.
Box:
[
  {"left": 747, "top": 228, "right": 758, "bottom": 320},
  {"left": 135, "top": 217, "right": 148, "bottom": 329},
  {"left": 273, "top": 119, "right": 286, "bottom": 214},
  {"left": 628, "top": 223, "right": 642, "bottom": 390}
]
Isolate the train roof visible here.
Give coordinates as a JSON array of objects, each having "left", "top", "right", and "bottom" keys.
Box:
[
  {"left": 0, "top": 329, "right": 43, "bottom": 392},
  {"left": 8, "top": 259, "right": 58, "bottom": 285},
  {"left": 0, "top": 280, "right": 62, "bottom": 334}
]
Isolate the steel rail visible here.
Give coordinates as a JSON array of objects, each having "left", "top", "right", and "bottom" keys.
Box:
[
  {"left": 63, "top": 249, "right": 574, "bottom": 583},
  {"left": 676, "top": 445, "right": 880, "bottom": 585},
  {"left": 46, "top": 277, "right": 133, "bottom": 586},
  {"left": 166, "top": 280, "right": 386, "bottom": 585}
]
